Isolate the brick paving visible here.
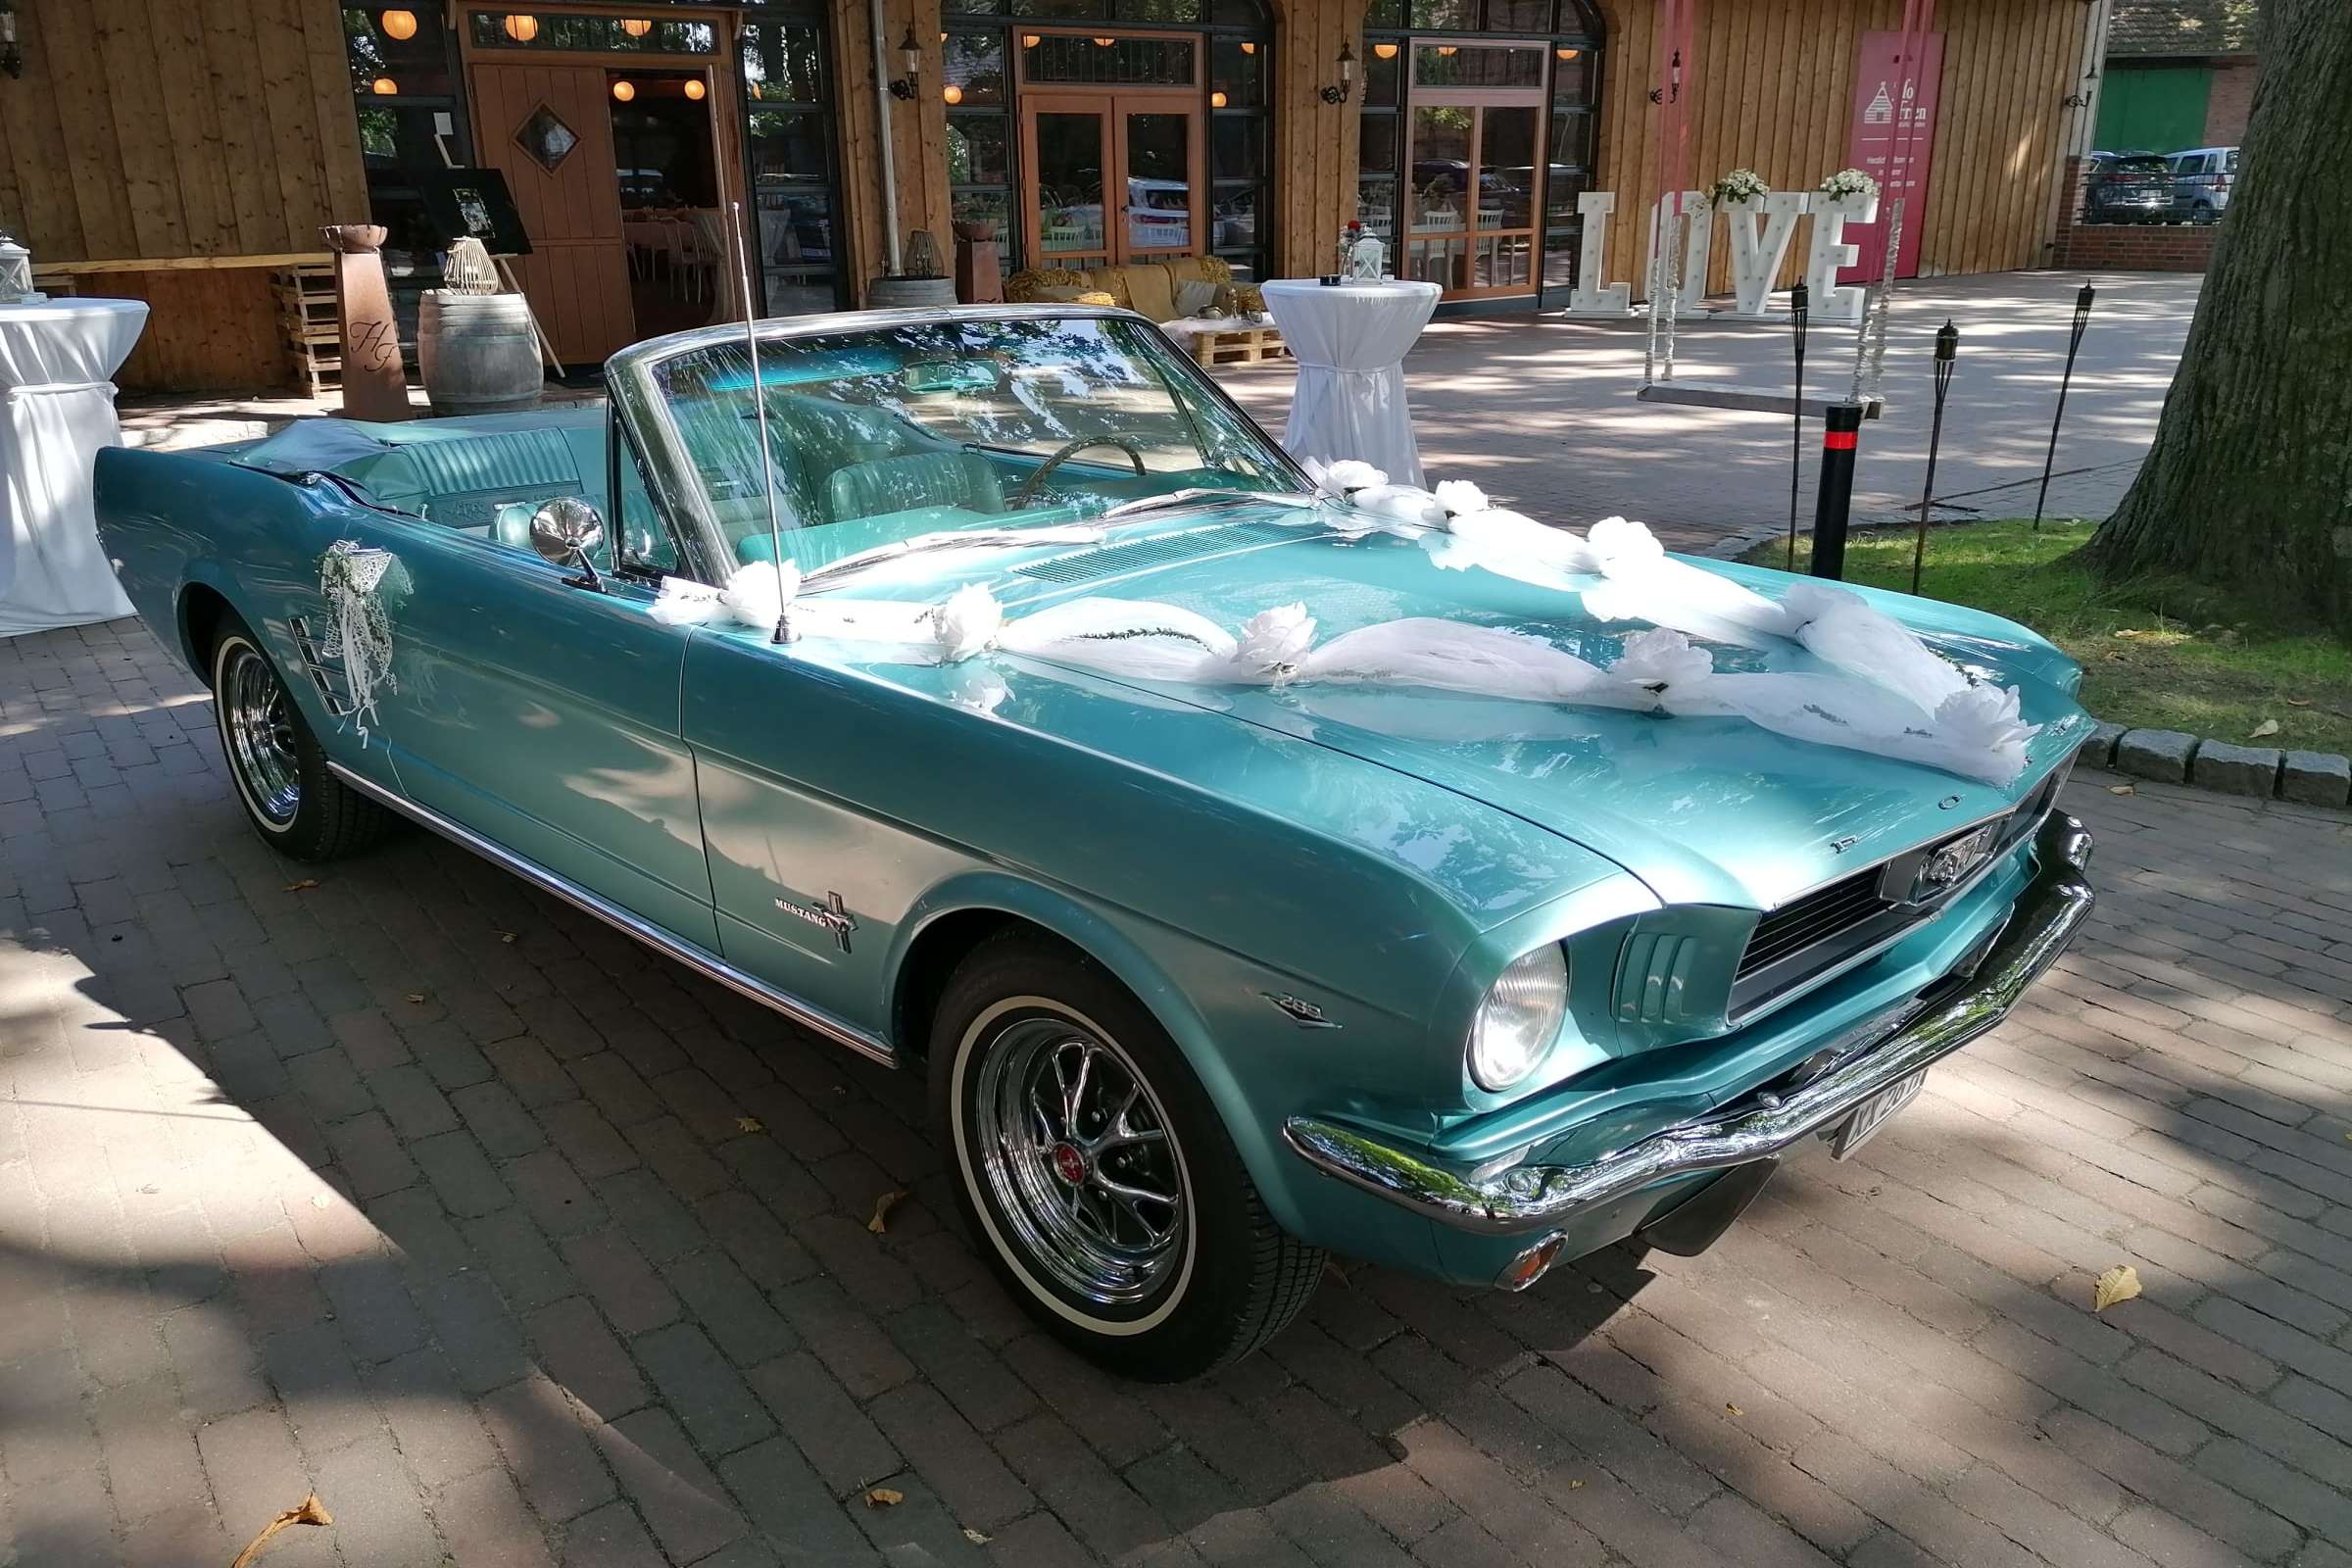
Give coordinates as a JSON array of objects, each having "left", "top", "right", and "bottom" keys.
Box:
[{"left": 3, "top": 613, "right": 2350, "bottom": 1568}]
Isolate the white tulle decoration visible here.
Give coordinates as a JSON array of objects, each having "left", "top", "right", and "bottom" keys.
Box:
[
  {"left": 318, "top": 541, "right": 398, "bottom": 745},
  {"left": 1297, "top": 619, "right": 1633, "bottom": 707},
  {"left": 932, "top": 583, "right": 1005, "bottom": 662},
  {"left": 722, "top": 560, "right": 801, "bottom": 631},
  {"left": 1230, "top": 603, "right": 1317, "bottom": 681},
  {"left": 1769, "top": 581, "right": 1971, "bottom": 711},
  {"left": 650, "top": 576, "right": 727, "bottom": 626},
  {"left": 995, "top": 597, "right": 1243, "bottom": 682},
  {"left": 1348, "top": 484, "right": 1447, "bottom": 529},
  {"left": 1432, "top": 479, "right": 1491, "bottom": 517}
]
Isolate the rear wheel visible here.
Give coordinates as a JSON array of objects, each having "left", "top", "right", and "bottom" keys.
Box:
[
  {"left": 212, "top": 618, "right": 397, "bottom": 861},
  {"left": 932, "top": 935, "right": 1323, "bottom": 1380}
]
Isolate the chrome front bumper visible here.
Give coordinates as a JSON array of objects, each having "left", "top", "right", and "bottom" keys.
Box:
[{"left": 1284, "top": 812, "right": 2094, "bottom": 1238}]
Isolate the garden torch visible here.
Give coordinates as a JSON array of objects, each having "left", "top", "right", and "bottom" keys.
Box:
[
  {"left": 2033, "top": 282, "right": 2095, "bottom": 531},
  {"left": 1913, "top": 319, "right": 1958, "bottom": 595}
]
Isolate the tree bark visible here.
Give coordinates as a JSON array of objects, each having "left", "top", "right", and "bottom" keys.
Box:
[{"left": 2083, "top": 0, "right": 2352, "bottom": 631}]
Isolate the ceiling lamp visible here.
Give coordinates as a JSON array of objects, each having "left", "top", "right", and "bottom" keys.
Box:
[
  {"left": 1210, "top": 90, "right": 1227, "bottom": 108},
  {"left": 370, "top": 75, "right": 399, "bottom": 94},
  {"left": 1436, "top": 44, "right": 1458, "bottom": 55},
  {"left": 1022, "top": 32, "right": 1041, "bottom": 46},
  {"left": 1239, "top": 41, "right": 1255, "bottom": 53},
  {"left": 620, "top": 18, "right": 652, "bottom": 36},
  {"left": 943, "top": 82, "right": 963, "bottom": 103},
  {"left": 684, "top": 78, "right": 707, "bottom": 100},
  {"left": 1555, "top": 46, "right": 1579, "bottom": 60},
  {"left": 378, "top": 9, "right": 417, "bottom": 40},
  {"left": 1373, "top": 41, "right": 1397, "bottom": 58},
  {"left": 1093, "top": 36, "right": 1115, "bottom": 46},
  {"left": 503, "top": 14, "right": 538, "bottom": 42},
  {"left": 612, "top": 78, "right": 635, "bottom": 101}
]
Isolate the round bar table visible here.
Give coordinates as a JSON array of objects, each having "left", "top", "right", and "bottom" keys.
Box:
[
  {"left": 1258, "top": 278, "right": 1441, "bottom": 487},
  {"left": 0, "top": 297, "right": 148, "bottom": 636}
]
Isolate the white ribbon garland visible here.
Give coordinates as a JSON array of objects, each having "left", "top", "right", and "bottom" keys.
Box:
[
  {"left": 318, "top": 540, "right": 398, "bottom": 746},
  {"left": 648, "top": 467, "right": 2041, "bottom": 786}
]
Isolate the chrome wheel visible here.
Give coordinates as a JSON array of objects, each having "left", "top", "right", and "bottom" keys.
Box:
[
  {"left": 221, "top": 641, "right": 301, "bottom": 827},
  {"left": 971, "top": 1016, "right": 1188, "bottom": 1308}
]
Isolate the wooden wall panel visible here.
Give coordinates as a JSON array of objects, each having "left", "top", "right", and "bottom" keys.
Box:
[
  {"left": 0, "top": 0, "right": 368, "bottom": 263},
  {"left": 827, "top": 0, "right": 954, "bottom": 303}
]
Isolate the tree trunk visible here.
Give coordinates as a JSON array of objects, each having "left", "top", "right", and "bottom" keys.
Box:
[{"left": 2083, "top": 0, "right": 2352, "bottom": 631}]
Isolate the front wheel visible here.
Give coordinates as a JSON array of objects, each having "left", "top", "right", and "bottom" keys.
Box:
[
  {"left": 212, "top": 618, "right": 397, "bottom": 861},
  {"left": 932, "top": 935, "right": 1324, "bottom": 1380}
]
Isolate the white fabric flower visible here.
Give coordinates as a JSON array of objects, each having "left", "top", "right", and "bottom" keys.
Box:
[
  {"left": 1349, "top": 484, "right": 1447, "bottom": 528},
  {"left": 649, "top": 576, "right": 727, "bottom": 626},
  {"left": 1586, "top": 515, "right": 1666, "bottom": 570},
  {"left": 930, "top": 583, "right": 1004, "bottom": 662},
  {"left": 1324, "top": 459, "right": 1389, "bottom": 494},
  {"left": 1432, "top": 479, "right": 1490, "bottom": 517},
  {"left": 1234, "top": 602, "right": 1317, "bottom": 681},
  {"left": 1610, "top": 628, "right": 1714, "bottom": 694},
  {"left": 722, "top": 560, "right": 801, "bottom": 632}
]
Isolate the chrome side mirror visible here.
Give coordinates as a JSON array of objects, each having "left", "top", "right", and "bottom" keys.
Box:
[{"left": 529, "top": 497, "right": 606, "bottom": 590}]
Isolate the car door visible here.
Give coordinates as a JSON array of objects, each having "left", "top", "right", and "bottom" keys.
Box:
[{"left": 332, "top": 508, "right": 719, "bottom": 952}]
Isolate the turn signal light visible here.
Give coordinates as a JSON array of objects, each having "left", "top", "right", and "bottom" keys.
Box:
[{"left": 1498, "top": 1234, "right": 1566, "bottom": 1291}]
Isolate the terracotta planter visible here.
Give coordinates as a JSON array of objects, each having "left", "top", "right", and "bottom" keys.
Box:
[{"left": 954, "top": 220, "right": 1003, "bottom": 305}]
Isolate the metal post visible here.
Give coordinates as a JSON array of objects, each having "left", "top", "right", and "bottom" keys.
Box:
[
  {"left": 1912, "top": 319, "right": 1959, "bottom": 595},
  {"left": 1811, "top": 402, "right": 1865, "bottom": 580},
  {"left": 2033, "top": 281, "right": 2095, "bottom": 530},
  {"left": 1787, "top": 281, "right": 1809, "bottom": 570}
]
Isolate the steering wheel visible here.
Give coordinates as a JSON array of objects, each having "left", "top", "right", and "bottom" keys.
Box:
[{"left": 1010, "top": 437, "right": 1148, "bottom": 509}]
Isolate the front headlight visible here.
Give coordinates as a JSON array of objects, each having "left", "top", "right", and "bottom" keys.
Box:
[{"left": 1467, "top": 944, "right": 1569, "bottom": 1092}]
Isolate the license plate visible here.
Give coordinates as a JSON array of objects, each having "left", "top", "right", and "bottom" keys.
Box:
[{"left": 1831, "top": 1069, "right": 1927, "bottom": 1159}]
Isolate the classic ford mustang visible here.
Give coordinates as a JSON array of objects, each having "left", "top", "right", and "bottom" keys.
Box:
[{"left": 95, "top": 307, "right": 2094, "bottom": 1379}]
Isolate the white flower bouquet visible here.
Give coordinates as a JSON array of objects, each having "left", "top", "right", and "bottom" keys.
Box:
[
  {"left": 1706, "top": 168, "right": 1770, "bottom": 207},
  {"left": 1817, "top": 168, "right": 1880, "bottom": 202}
]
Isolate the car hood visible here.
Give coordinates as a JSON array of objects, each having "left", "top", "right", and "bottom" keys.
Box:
[{"left": 823, "top": 505, "right": 2093, "bottom": 911}]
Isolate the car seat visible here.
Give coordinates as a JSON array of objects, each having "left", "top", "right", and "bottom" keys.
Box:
[{"left": 824, "top": 451, "right": 1006, "bottom": 525}]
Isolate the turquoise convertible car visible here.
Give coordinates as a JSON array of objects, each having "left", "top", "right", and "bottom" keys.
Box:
[{"left": 94, "top": 307, "right": 2094, "bottom": 1380}]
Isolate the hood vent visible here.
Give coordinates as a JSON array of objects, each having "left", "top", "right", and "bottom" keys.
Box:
[{"left": 1014, "top": 518, "right": 1302, "bottom": 586}]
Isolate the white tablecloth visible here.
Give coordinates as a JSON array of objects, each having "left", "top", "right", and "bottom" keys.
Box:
[
  {"left": 1259, "top": 278, "right": 1441, "bottom": 487},
  {"left": 0, "top": 298, "right": 147, "bottom": 637}
]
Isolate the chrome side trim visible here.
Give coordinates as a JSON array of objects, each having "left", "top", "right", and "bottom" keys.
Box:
[
  {"left": 1285, "top": 812, "right": 2095, "bottom": 1237},
  {"left": 326, "top": 762, "right": 897, "bottom": 1067}
]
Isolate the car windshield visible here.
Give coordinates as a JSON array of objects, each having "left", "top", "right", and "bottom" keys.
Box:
[
  {"left": 637, "top": 314, "right": 1307, "bottom": 576},
  {"left": 2110, "top": 156, "right": 2170, "bottom": 174}
]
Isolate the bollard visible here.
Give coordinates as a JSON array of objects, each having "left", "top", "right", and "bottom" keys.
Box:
[{"left": 1810, "top": 402, "right": 1865, "bottom": 580}]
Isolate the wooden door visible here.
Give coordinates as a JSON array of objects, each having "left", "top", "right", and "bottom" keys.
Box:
[
  {"left": 1021, "top": 94, "right": 1116, "bottom": 271},
  {"left": 1112, "top": 99, "right": 1204, "bottom": 262},
  {"left": 468, "top": 61, "right": 637, "bottom": 366}
]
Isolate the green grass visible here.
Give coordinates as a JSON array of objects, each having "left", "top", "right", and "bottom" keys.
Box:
[{"left": 1740, "top": 520, "right": 2352, "bottom": 756}]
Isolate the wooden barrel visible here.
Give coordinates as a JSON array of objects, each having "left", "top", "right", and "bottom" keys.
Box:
[
  {"left": 864, "top": 276, "right": 959, "bottom": 312},
  {"left": 416, "top": 291, "right": 544, "bottom": 416}
]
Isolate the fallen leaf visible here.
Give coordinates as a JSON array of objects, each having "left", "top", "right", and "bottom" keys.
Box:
[
  {"left": 962, "top": 1528, "right": 992, "bottom": 1544},
  {"left": 863, "top": 1488, "right": 904, "bottom": 1509},
  {"left": 1566, "top": 1479, "right": 1586, "bottom": 1491},
  {"left": 2093, "top": 1263, "right": 2142, "bottom": 1312},
  {"left": 2287, "top": 698, "right": 2312, "bottom": 708},
  {"left": 867, "top": 1190, "right": 908, "bottom": 1235},
  {"left": 2106, "top": 784, "right": 2135, "bottom": 796},
  {"left": 227, "top": 1490, "right": 333, "bottom": 1568},
  {"left": 735, "top": 1115, "right": 764, "bottom": 1134},
  {"left": 2249, "top": 718, "right": 2280, "bottom": 740},
  {"left": 283, "top": 878, "right": 318, "bottom": 893},
  {"left": 404, "top": 992, "right": 428, "bottom": 1004},
  {"left": 1725, "top": 1402, "right": 1743, "bottom": 1417},
  {"left": 497, "top": 930, "right": 518, "bottom": 944}
]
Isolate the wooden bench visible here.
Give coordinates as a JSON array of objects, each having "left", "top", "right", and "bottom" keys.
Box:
[{"left": 1189, "top": 324, "right": 1287, "bottom": 368}]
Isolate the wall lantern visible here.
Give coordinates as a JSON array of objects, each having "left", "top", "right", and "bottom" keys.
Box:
[
  {"left": 503, "top": 14, "right": 538, "bottom": 42},
  {"left": 1021, "top": 32, "right": 1040, "bottom": 46},
  {"left": 943, "top": 81, "right": 962, "bottom": 103},
  {"left": 1372, "top": 41, "right": 1397, "bottom": 59},
  {"left": 889, "top": 24, "right": 921, "bottom": 100},
  {"left": 378, "top": 9, "right": 418, "bottom": 40},
  {"left": 1319, "top": 39, "right": 1353, "bottom": 102},
  {"left": 684, "top": 78, "right": 707, "bottom": 100},
  {"left": 0, "top": 234, "right": 36, "bottom": 303},
  {"left": 1210, "top": 90, "right": 1227, "bottom": 108},
  {"left": 612, "top": 78, "right": 635, "bottom": 101},
  {"left": 370, "top": 75, "right": 399, "bottom": 94},
  {"left": 1555, "top": 46, "right": 1578, "bottom": 60},
  {"left": 620, "top": 17, "right": 652, "bottom": 36}
]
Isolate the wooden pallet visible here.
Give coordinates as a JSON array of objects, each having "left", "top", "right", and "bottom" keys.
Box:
[
  {"left": 273, "top": 263, "right": 339, "bottom": 398},
  {"left": 1190, "top": 324, "right": 1287, "bottom": 367}
]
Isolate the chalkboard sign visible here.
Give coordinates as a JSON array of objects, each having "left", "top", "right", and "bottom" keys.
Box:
[{"left": 414, "top": 167, "right": 533, "bottom": 258}]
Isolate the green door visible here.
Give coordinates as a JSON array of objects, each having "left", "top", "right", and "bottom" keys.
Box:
[{"left": 2093, "top": 67, "right": 2212, "bottom": 154}]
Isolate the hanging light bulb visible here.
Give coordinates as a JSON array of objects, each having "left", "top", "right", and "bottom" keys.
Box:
[
  {"left": 621, "top": 18, "right": 652, "bottom": 36},
  {"left": 1373, "top": 41, "right": 1397, "bottom": 58},
  {"left": 1021, "top": 32, "right": 1041, "bottom": 46},
  {"left": 684, "top": 78, "right": 707, "bottom": 100},
  {"left": 370, "top": 75, "right": 399, "bottom": 94},
  {"left": 943, "top": 82, "right": 963, "bottom": 103},
  {"left": 1093, "top": 35, "right": 1115, "bottom": 46},
  {"left": 1210, "top": 90, "right": 1227, "bottom": 108},
  {"left": 1239, "top": 40, "right": 1255, "bottom": 53},
  {"left": 1555, "top": 46, "right": 1579, "bottom": 60},
  {"left": 1436, "top": 44, "right": 1458, "bottom": 55},
  {"left": 612, "top": 78, "right": 635, "bottom": 101},
  {"left": 503, "top": 14, "right": 538, "bottom": 42},
  {"left": 378, "top": 9, "right": 417, "bottom": 40}
]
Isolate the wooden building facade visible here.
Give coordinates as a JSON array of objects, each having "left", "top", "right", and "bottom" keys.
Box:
[{"left": 0, "top": 0, "right": 2096, "bottom": 392}]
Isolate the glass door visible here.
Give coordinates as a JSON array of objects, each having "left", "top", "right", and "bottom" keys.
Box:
[
  {"left": 1118, "top": 107, "right": 1202, "bottom": 259},
  {"left": 1402, "top": 40, "right": 1547, "bottom": 299},
  {"left": 1022, "top": 95, "right": 1114, "bottom": 270}
]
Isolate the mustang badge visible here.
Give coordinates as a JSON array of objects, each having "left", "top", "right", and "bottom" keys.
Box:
[{"left": 774, "top": 891, "right": 858, "bottom": 954}]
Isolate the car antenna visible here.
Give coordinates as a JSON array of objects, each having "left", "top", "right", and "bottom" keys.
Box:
[{"left": 727, "top": 199, "right": 794, "bottom": 644}]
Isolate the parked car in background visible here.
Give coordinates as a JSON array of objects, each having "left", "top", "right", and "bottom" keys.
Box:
[
  {"left": 2082, "top": 152, "right": 2176, "bottom": 223},
  {"left": 91, "top": 307, "right": 2096, "bottom": 1381},
  {"left": 2169, "top": 146, "right": 2238, "bottom": 223}
]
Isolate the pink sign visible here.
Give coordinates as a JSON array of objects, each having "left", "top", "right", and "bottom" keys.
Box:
[{"left": 1838, "top": 30, "right": 1944, "bottom": 284}]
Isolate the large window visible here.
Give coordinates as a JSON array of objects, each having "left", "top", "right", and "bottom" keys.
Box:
[
  {"left": 1358, "top": 0, "right": 1602, "bottom": 303},
  {"left": 343, "top": 6, "right": 470, "bottom": 259},
  {"left": 740, "top": 18, "right": 844, "bottom": 315}
]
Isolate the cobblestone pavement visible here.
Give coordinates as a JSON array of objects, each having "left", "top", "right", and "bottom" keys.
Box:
[
  {"left": 4, "top": 614, "right": 2350, "bottom": 1568},
  {"left": 1212, "top": 270, "right": 2201, "bottom": 552}
]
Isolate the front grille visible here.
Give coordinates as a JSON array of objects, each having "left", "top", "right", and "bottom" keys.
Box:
[
  {"left": 1013, "top": 518, "right": 1300, "bottom": 584},
  {"left": 1728, "top": 759, "right": 2073, "bottom": 1020}
]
